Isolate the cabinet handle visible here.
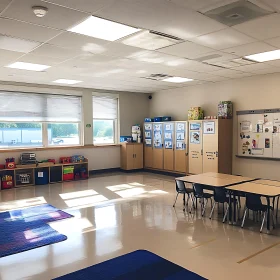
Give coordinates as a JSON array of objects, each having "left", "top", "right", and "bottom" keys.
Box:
[
  {"left": 135, "top": 154, "right": 136, "bottom": 158},
  {"left": 201, "top": 149, "right": 203, "bottom": 156}
]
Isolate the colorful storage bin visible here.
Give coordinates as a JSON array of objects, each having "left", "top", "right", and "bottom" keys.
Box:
[
  {"left": 162, "top": 116, "right": 172, "bottom": 121},
  {"left": 154, "top": 117, "right": 163, "bottom": 122},
  {"left": 188, "top": 107, "right": 204, "bottom": 120},
  {"left": 218, "top": 101, "right": 233, "bottom": 119}
]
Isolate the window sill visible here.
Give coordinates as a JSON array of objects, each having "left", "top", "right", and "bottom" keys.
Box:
[{"left": 0, "top": 144, "right": 121, "bottom": 153}]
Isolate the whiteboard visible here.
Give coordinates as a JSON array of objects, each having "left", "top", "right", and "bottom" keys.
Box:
[{"left": 237, "top": 111, "right": 276, "bottom": 158}]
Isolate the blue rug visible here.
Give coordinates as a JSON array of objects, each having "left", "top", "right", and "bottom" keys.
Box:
[
  {"left": 53, "top": 250, "right": 207, "bottom": 280},
  {"left": 0, "top": 204, "right": 72, "bottom": 258}
]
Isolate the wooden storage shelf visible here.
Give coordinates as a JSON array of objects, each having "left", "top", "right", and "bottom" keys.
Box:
[{"left": 0, "top": 158, "right": 89, "bottom": 191}]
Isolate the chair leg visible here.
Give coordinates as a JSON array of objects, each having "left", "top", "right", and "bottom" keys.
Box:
[
  {"left": 183, "top": 194, "right": 190, "bottom": 212},
  {"left": 241, "top": 208, "right": 248, "bottom": 228},
  {"left": 189, "top": 197, "right": 195, "bottom": 214},
  {"left": 202, "top": 198, "right": 208, "bottom": 217},
  {"left": 260, "top": 211, "right": 266, "bottom": 233},
  {"left": 223, "top": 204, "right": 229, "bottom": 223},
  {"left": 173, "top": 193, "right": 179, "bottom": 207},
  {"left": 271, "top": 210, "right": 275, "bottom": 228},
  {"left": 209, "top": 202, "right": 216, "bottom": 219}
]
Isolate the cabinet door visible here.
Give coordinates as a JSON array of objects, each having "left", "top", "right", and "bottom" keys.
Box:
[
  {"left": 153, "top": 123, "right": 163, "bottom": 169},
  {"left": 203, "top": 120, "right": 218, "bottom": 173},
  {"left": 189, "top": 121, "right": 203, "bottom": 174},
  {"left": 133, "top": 144, "right": 143, "bottom": 169},
  {"left": 174, "top": 122, "right": 187, "bottom": 173},
  {"left": 144, "top": 146, "right": 153, "bottom": 168},
  {"left": 126, "top": 145, "right": 134, "bottom": 170},
  {"left": 163, "top": 122, "right": 174, "bottom": 171}
]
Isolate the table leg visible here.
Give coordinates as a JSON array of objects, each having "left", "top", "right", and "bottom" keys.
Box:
[
  {"left": 183, "top": 193, "right": 186, "bottom": 206},
  {"left": 276, "top": 196, "right": 279, "bottom": 223},
  {"left": 233, "top": 192, "right": 237, "bottom": 224},
  {"left": 228, "top": 191, "right": 232, "bottom": 225},
  {"left": 266, "top": 197, "right": 271, "bottom": 232}
]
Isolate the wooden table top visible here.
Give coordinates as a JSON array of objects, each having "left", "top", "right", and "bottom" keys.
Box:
[
  {"left": 254, "top": 179, "right": 280, "bottom": 187},
  {"left": 226, "top": 182, "right": 280, "bottom": 197},
  {"left": 176, "top": 174, "right": 253, "bottom": 187},
  {"left": 201, "top": 172, "right": 254, "bottom": 181}
]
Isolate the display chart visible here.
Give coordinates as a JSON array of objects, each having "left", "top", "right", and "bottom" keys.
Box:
[
  {"left": 176, "top": 122, "right": 186, "bottom": 150},
  {"left": 164, "top": 123, "right": 174, "bottom": 149},
  {"left": 144, "top": 123, "right": 152, "bottom": 147},
  {"left": 153, "top": 123, "right": 163, "bottom": 149},
  {"left": 237, "top": 109, "right": 280, "bottom": 159}
]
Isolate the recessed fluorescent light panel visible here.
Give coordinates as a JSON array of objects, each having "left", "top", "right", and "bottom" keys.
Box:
[
  {"left": 245, "top": 50, "right": 280, "bottom": 62},
  {"left": 53, "top": 79, "right": 82, "bottom": 85},
  {"left": 163, "top": 77, "right": 193, "bottom": 83},
  {"left": 121, "top": 31, "right": 181, "bottom": 50},
  {"left": 68, "top": 16, "right": 141, "bottom": 41},
  {"left": 0, "top": 35, "right": 40, "bottom": 53},
  {"left": 6, "top": 62, "right": 50, "bottom": 71}
]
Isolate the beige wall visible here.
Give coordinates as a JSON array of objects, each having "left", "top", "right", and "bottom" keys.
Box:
[
  {"left": 0, "top": 82, "right": 149, "bottom": 170},
  {"left": 150, "top": 72, "right": 280, "bottom": 180}
]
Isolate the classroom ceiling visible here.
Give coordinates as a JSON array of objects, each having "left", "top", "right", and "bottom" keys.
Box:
[{"left": 1, "top": 0, "right": 280, "bottom": 92}]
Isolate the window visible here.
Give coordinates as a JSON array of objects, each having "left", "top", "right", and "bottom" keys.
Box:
[
  {"left": 93, "top": 95, "right": 118, "bottom": 144},
  {"left": 0, "top": 91, "right": 82, "bottom": 149}
]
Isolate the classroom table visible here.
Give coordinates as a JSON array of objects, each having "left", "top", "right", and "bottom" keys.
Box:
[
  {"left": 226, "top": 182, "right": 280, "bottom": 232},
  {"left": 201, "top": 172, "right": 254, "bottom": 182},
  {"left": 176, "top": 174, "right": 254, "bottom": 188}
]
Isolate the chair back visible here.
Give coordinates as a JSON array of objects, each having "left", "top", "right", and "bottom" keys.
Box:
[
  {"left": 175, "top": 180, "right": 186, "bottom": 193},
  {"left": 245, "top": 193, "right": 263, "bottom": 211},
  {"left": 193, "top": 184, "right": 204, "bottom": 198},
  {"left": 213, "top": 188, "right": 227, "bottom": 203}
]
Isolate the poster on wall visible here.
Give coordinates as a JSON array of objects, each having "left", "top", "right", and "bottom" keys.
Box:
[
  {"left": 154, "top": 124, "right": 161, "bottom": 131},
  {"left": 144, "top": 124, "right": 152, "bottom": 130},
  {"left": 145, "top": 131, "right": 151, "bottom": 138},
  {"left": 176, "top": 141, "right": 185, "bottom": 150},
  {"left": 240, "top": 121, "right": 251, "bottom": 133},
  {"left": 203, "top": 121, "right": 215, "bottom": 134},
  {"left": 176, "top": 123, "right": 185, "bottom": 131},
  {"left": 176, "top": 132, "right": 185, "bottom": 140},
  {"left": 190, "top": 131, "right": 200, "bottom": 144},
  {"left": 153, "top": 128, "right": 162, "bottom": 148},
  {"left": 165, "top": 141, "right": 173, "bottom": 149},
  {"left": 145, "top": 139, "right": 152, "bottom": 146},
  {"left": 190, "top": 123, "right": 201, "bottom": 131}
]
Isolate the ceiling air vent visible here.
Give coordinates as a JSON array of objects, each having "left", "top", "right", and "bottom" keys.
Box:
[
  {"left": 143, "top": 74, "right": 171, "bottom": 81},
  {"left": 202, "top": 0, "right": 274, "bottom": 26}
]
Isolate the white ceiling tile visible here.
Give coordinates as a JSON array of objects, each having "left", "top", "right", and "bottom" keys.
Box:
[
  {"left": 264, "top": 59, "right": 280, "bottom": 67},
  {"left": 0, "top": 49, "right": 23, "bottom": 66},
  {"left": 0, "top": 0, "right": 12, "bottom": 13},
  {"left": 0, "top": 35, "right": 40, "bottom": 53},
  {"left": 251, "top": 67, "right": 280, "bottom": 75},
  {"left": 2, "top": 0, "right": 89, "bottom": 30},
  {"left": 212, "top": 68, "right": 251, "bottom": 78},
  {"left": 19, "top": 53, "right": 68, "bottom": 66},
  {"left": 47, "top": 31, "right": 108, "bottom": 52},
  {"left": 158, "top": 41, "right": 215, "bottom": 59},
  {"left": 0, "top": 18, "right": 62, "bottom": 43},
  {"left": 260, "top": 0, "right": 280, "bottom": 12},
  {"left": 233, "top": 14, "right": 280, "bottom": 40},
  {"left": 265, "top": 36, "right": 280, "bottom": 48},
  {"left": 232, "top": 63, "right": 274, "bottom": 73},
  {"left": 192, "top": 51, "right": 238, "bottom": 63},
  {"left": 30, "top": 44, "right": 80, "bottom": 59},
  {"left": 96, "top": 0, "right": 170, "bottom": 30},
  {"left": 41, "top": 0, "right": 115, "bottom": 13},
  {"left": 179, "top": 60, "right": 222, "bottom": 72},
  {"left": 223, "top": 42, "right": 277, "bottom": 57},
  {"left": 169, "top": 0, "right": 222, "bottom": 11},
  {"left": 152, "top": 4, "right": 226, "bottom": 40},
  {"left": 190, "top": 28, "right": 256, "bottom": 50}
]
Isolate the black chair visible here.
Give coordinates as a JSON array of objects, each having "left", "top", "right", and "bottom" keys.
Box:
[
  {"left": 209, "top": 187, "right": 239, "bottom": 222},
  {"left": 190, "top": 184, "right": 213, "bottom": 216},
  {"left": 241, "top": 193, "right": 275, "bottom": 233},
  {"left": 173, "top": 180, "right": 194, "bottom": 211}
]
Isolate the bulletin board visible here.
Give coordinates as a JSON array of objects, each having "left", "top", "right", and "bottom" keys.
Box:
[{"left": 237, "top": 109, "right": 280, "bottom": 159}]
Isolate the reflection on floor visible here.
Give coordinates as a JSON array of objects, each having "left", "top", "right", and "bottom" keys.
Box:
[{"left": 0, "top": 172, "right": 280, "bottom": 280}]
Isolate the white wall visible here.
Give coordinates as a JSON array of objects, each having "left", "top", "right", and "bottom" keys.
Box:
[
  {"left": 150, "top": 73, "right": 280, "bottom": 180},
  {"left": 0, "top": 82, "right": 149, "bottom": 170}
]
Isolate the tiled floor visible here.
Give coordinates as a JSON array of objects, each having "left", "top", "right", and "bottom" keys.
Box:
[{"left": 0, "top": 172, "right": 280, "bottom": 280}]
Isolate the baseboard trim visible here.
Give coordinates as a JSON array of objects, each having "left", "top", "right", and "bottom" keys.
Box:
[
  {"left": 143, "top": 168, "right": 185, "bottom": 177},
  {"left": 89, "top": 168, "right": 121, "bottom": 175}
]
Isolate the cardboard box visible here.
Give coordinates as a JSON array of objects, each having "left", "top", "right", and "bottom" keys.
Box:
[{"left": 188, "top": 107, "right": 204, "bottom": 120}]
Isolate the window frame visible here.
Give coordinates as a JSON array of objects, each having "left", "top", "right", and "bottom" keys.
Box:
[{"left": 92, "top": 93, "right": 119, "bottom": 146}]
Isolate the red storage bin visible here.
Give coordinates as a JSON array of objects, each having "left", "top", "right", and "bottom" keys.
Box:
[
  {"left": 63, "top": 173, "right": 74, "bottom": 181},
  {"left": 2, "top": 180, "right": 13, "bottom": 189}
]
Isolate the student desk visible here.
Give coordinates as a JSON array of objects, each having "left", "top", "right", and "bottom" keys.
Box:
[
  {"left": 201, "top": 172, "right": 253, "bottom": 182},
  {"left": 226, "top": 182, "right": 280, "bottom": 232}
]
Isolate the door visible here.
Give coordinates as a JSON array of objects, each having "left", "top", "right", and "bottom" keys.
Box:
[
  {"left": 174, "top": 122, "right": 187, "bottom": 173},
  {"left": 122, "top": 144, "right": 134, "bottom": 170},
  {"left": 133, "top": 144, "right": 143, "bottom": 169},
  {"left": 203, "top": 120, "right": 218, "bottom": 173},
  {"left": 153, "top": 123, "right": 163, "bottom": 169},
  {"left": 189, "top": 121, "right": 203, "bottom": 174},
  {"left": 163, "top": 122, "right": 174, "bottom": 171},
  {"left": 144, "top": 123, "right": 153, "bottom": 167}
]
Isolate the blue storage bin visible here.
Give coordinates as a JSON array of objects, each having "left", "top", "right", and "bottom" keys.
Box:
[
  {"left": 120, "top": 136, "right": 133, "bottom": 142},
  {"left": 163, "top": 116, "right": 172, "bottom": 121},
  {"left": 35, "top": 169, "right": 49, "bottom": 185},
  {"left": 145, "top": 118, "right": 153, "bottom": 122},
  {"left": 154, "top": 117, "right": 163, "bottom": 122}
]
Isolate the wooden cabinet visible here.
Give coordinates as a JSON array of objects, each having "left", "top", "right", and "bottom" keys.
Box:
[
  {"left": 121, "top": 143, "right": 143, "bottom": 170},
  {"left": 188, "top": 119, "right": 233, "bottom": 174}
]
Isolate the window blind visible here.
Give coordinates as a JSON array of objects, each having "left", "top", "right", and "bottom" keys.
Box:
[
  {"left": 0, "top": 91, "right": 82, "bottom": 122},
  {"left": 92, "top": 96, "right": 118, "bottom": 119}
]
